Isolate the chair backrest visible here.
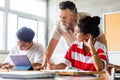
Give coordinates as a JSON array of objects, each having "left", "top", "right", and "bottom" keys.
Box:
[
  {"left": 111, "top": 67, "right": 115, "bottom": 80},
  {"left": 106, "top": 67, "right": 115, "bottom": 80}
]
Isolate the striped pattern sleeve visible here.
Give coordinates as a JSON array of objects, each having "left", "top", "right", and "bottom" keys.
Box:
[{"left": 63, "top": 41, "right": 108, "bottom": 71}]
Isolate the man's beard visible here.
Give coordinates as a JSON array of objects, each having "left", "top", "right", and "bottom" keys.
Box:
[{"left": 60, "top": 22, "right": 73, "bottom": 32}]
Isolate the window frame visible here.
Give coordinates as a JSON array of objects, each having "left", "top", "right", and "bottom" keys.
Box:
[{"left": 0, "top": 0, "right": 48, "bottom": 50}]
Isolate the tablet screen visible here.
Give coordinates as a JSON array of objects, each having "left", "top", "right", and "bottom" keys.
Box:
[{"left": 10, "top": 55, "right": 31, "bottom": 66}]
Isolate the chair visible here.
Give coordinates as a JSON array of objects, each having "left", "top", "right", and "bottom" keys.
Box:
[
  {"left": 114, "top": 67, "right": 120, "bottom": 80},
  {"left": 111, "top": 67, "right": 115, "bottom": 80},
  {"left": 106, "top": 67, "right": 115, "bottom": 80}
]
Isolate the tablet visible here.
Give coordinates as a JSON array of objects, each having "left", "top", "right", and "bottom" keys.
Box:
[
  {"left": 10, "top": 55, "right": 33, "bottom": 70},
  {"left": 10, "top": 55, "right": 31, "bottom": 66}
]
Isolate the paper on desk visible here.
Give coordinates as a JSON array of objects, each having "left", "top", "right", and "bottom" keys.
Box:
[
  {"left": 0, "top": 71, "right": 57, "bottom": 79},
  {"left": 0, "top": 69, "right": 8, "bottom": 72},
  {"left": 41, "top": 69, "right": 105, "bottom": 76},
  {"left": 43, "top": 69, "right": 82, "bottom": 76},
  {"left": 41, "top": 69, "right": 90, "bottom": 73}
]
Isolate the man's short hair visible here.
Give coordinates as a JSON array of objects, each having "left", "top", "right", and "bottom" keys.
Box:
[
  {"left": 59, "top": 1, "right": 77, "bottom": 14},
  {"left": 16, "top": 27, "right": 35, "bottom": 42}
]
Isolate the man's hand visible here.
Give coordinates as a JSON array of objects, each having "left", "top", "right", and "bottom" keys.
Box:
[{"left": 47, "top": 62, "right": 56, "bottom": 70}]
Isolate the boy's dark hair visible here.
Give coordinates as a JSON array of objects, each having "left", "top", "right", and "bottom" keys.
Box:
[
  {"left": 77, "top": 16, "right": 100, "bottom": 38},
  {"left": 59, "top": 1, "right": 77, "bottom": 13},
  {"left": 16, "top": 27, "right": 35, "bottom": 42}
]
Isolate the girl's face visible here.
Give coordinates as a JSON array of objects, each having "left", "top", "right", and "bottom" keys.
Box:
[{"left": 74, "top": 26, "right": 88, "bottom": 42}]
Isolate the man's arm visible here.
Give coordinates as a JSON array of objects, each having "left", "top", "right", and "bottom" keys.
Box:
[
  {"left": 32, "top": 63, "right": 42, "bottom": 70},
  {"left": 42, "top": 38, "right": 59, "bottom": 68},
  {"left": 48, "top": 63, "right": 66, "bottom": 70}
]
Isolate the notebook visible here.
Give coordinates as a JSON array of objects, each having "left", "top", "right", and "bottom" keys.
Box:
[{"left": 10, "top": 55, "right": 33, "bottom": 70}]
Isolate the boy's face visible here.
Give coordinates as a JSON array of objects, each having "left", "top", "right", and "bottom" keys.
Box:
[
  {"left": 59, "top": 9, "right": 76, "bottom": 28},
  {"left": 17, "top": 40, "right": 32, "bottom": 50}
]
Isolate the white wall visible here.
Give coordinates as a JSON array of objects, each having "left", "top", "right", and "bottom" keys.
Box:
[{"left": 108, "top": 52, "right": 120, "bottom": 65}]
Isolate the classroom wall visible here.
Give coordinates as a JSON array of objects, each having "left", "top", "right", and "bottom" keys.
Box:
[{"left": 48, "top": 0, "right": 120, "bottom": 37}]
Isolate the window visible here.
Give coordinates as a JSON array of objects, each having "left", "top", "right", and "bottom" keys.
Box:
[
  {"left": 0, "top": 11, "right": 4, "bottom": 49},
  {"left": 0, "top": 0, "right": 47, "bottom": 50},
  {"left": 38, "top": 22, "right": 46, "bottom": 45},
  {"left": 7, "top": 13, "right": 17, "bottom": 50},
  {"left": 10, "top": 0, "right": 46, "bottom": 17},
  {"left": 0, "top": 0, "right": 4, "bottom": 7},
  {"left": 18, "top": 17, "right": 38, "bottom": 42}
]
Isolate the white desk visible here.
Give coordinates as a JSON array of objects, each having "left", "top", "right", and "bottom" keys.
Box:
[
  {"left": 0, "top": 76, "right": 106, "bottom": 80},
  {"left": 0, "top": 70, "right": 106, "bottom": 80}
]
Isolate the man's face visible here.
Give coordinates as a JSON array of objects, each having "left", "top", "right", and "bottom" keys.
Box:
[
  {"left": 59, "top": 9, "right": 75, "bottom": 28},
  {"left": 17, "top": 40, "right": 32, "bottom": 50}
]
